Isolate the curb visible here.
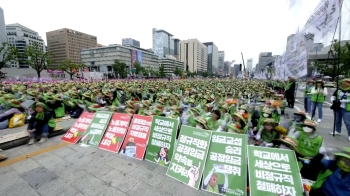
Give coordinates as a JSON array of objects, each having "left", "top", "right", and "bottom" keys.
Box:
[{"left": 0, "top": 126, "right": 70, "bottom": 150}]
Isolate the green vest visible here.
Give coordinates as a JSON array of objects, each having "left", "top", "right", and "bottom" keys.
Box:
[
  {"left": 297, "top": 132, "right": 322, "bottom": 157},
  {"left": 54, "top": 103, "right": 65, "bottom": 118},
  {"left": 337, "top": 90, "right": 350, "bottom": 111},
  {"left": 206, "top": 184, "right": 219, "bottom": 193},
  {"left": 261, "top": 130, "right": 278, "bottom": 143},
  {"left": 285, "top": 82, "right": 292, "bottom": 90},
  {"left": 304, "top": 86, "right": 312, "bottom": 97},
  {"left": 311, "top": 88, "right": 325, "bottom": 103}
]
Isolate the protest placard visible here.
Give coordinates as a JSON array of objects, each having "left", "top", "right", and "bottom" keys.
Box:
[
  {"left": 120, "top": 114, "right": 153, "bottom": 160},
  {"left": 166, "top": 126, "right": 212, "bottom": 190},
  {"left": 79, "top": 111, "right": 113, "bottom": 147},
  {"left": 98, "top": 113, "right": 132, "bottom": 153},
  {"left": 61, "top": 112, "right": 95, "bottom": 144},
  {"left": 247, "top": 146, "right": 303, "bottom": 196},
  {"left": 145, "top": 116, "right": 178, "bottom": 167},
  {"left": 202, "top": 133, "right": 247, "bottom": 196}
]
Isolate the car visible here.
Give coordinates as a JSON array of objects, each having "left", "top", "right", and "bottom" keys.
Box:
[{"left": 324, "top": 82, "right": 335, "bottom": 88}]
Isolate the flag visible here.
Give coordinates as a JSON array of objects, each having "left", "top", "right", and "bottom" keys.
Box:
[{"left": 302, "top": 0, "right": 343, "bottom": 41}]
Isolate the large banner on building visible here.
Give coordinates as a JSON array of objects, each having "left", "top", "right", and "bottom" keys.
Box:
[
  {"left": 131, "top": 50, "right": 137, "bottom": 68},
  {"left": 137, "top": 51, "right": 142, "bottom": 66}
]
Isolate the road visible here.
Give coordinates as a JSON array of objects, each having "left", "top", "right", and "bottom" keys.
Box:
[{"left": 297, "top": 85, "right": 336, "bottom": 108}]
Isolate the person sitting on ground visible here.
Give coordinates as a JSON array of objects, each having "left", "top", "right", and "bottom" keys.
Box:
[
  {"left": 309, "top": 147, "right": 350, "bottom": 196},
  {"left": 27, "top": 102, "right": 56, "bottom": 144},
  {"left": 255, "top": 118, "right": 280, "bottom": 147},
  {"left": 286, "top": 111, "right": 307, "bottom": 135},
  {"left": 0, "top": 99, "right": 25, "bottom": 129},
  {"left": 195, "top": 117, "right": 209, "bottom": 130},
  {"left": 46, "top": 95, "right": 65, "bottom": 119}
]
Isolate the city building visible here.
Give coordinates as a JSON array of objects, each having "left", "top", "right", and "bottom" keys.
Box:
[
  {"left": 179, "top": 39, "right": 208, "bottom": 73},
  {"left": 218, "top": 51, "right": 225, "bottom": 71},
  {"left": 203, "top": 42, "right": 219, "bottom": 73},
  {"left": 122, "top": 38, "right": 140, "bottom": 47},
  {"left": 0, "top": 7, "right": 6, "bottom": 45},
  {"left": 224, "top": 61, "right": 232, "bottom": 75},
  {"left": 152, "top": 28, "right": 174, "bottom": 57},
  {"left": 174, "top": 38, "right": 180, "bottom": 60},
  {"left": 247, "top": 58, "right": 253, "bottom": 72},
  {"left": 80, "top": 44, "right": 159, "bottom": 74},
  {"left": 46, "top": 28, "right": 97, "bottom": 68},
  {"left": 233, "top": 64, "right": 242, "bottom": 77},
  {"left": 6, "top": 23, "right": 45, "bottom": 68},
  {"left": 159, "top": 55, "right": 184, "bottom": 76},
  {"left": 257, "top": 52, "right": 274, "bottom": 72}
]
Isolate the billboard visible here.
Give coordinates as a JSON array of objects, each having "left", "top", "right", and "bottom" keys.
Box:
[
  {"left": 131, "top": 50, "right": 137, "bottom": 68},
  {"left": 137, "top": 51, "right": 142, "bottom": 66}
]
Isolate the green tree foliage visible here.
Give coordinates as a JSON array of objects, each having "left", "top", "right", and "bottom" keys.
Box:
[
  {"left": 201, "top": 72, "right": 209, "bottom": 77},
  {"left": 24, "top": 42, "right": 54, "bottom": 78},
  {"left": 112, "top": 60, "right": 127, "bottom": 78},
  {"left": 159, "top": 64, "right": 166, "bottom": 77},
  {"left": 133, "top": 61, "right": 141, "bottom": 75},
  {"left": 173, "top": 67, "right": 182, "bottom": 76},
  {"left": 59, "top": 59, "right": 86, "bottom": 80},
  {"left": 0, "top": 42, "right": 18, "bottom": 69}
]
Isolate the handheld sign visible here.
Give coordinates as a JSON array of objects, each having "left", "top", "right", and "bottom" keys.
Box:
[
  {"left": 166, "top": 126, "right": 212, "bottom": 190},
  {"left": 247, "top": 146, "right": 303, "bottom": 196},
  {"left": 202, "top": 132, "right": 247, "bottom": 196},
  {"left": 79, "top": 111, "right": 113, "bottom": 148},
  {"left": 98, "top": 113, "right": 131, "bottom": 153},
  {"left": 120, "top": 114, "right": 153, "bottom": 160},
  {"left": 61, "top": 112, "right": 95, "bottom": 144},
  {"left": 145, "top": 116, "right": 178, "bottom": 167}
]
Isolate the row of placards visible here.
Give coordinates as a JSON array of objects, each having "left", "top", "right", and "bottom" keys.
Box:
[{"left": 61, "top": 111, "right": 303, "bottom": 196}]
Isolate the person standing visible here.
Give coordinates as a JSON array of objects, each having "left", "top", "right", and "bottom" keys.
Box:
[
  {"left": 330, "top": 78, "right": 350, "bottom": 142},
  {"left": 304, "top": 80, "right": 315, "bottom": 114},
  {"left": 285, "top": 77, "right": 296, "bottom": 108},
  {"left": 310, "top": 80, "right": 328, "bottom": 123}
]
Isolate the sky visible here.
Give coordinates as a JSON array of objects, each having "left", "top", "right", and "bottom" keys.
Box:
[{"left": 1, "top": 0, "right": 340, "bottom": 69}]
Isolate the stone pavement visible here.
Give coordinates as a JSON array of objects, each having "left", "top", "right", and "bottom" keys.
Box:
[{"left": 0, "top": 135, "right": 219, "bottom": 196}]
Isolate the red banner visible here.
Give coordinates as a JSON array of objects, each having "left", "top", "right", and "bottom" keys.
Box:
[
  {"left": 120, "top": 114, "right": 153, "bottom": 160},
  {"left": 98, "top": 113, "right": 132, "bottom": 153},
  {"left": 61, "top": 112, "right": 95, "bottom": 144}
]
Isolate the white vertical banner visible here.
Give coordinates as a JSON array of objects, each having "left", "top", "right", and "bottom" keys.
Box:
[{"left": 302, "top": 0, "right": 343, "bottom": 41}]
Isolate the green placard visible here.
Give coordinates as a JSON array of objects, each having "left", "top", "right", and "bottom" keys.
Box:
[
  {"left": 79, "top": 111, "right": 113, "bottom": 148},
  {"left": 166, "top": 126, "right": 212, "bottom": 190},
  {"left": 202, "top": 133, "right": 247, "bottom": 196},
  {"left": 145, "top": 116, "right": 179, "bottom": 167},
  {"left": 247, "top": 146, "right": 303, "bottom": 196}
]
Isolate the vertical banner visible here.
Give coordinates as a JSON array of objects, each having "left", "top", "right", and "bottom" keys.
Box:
[
  {"left": 247, "top": 146, "right": 303, "bottom": 196},
  {"left": 120, "top": 114, "right": 153, "bottom": 160},
  {"left": 131, "top": 50, "right": 137, "bottom": 68},
  {"left": 79, "top": 111, "right": 113, "bottom": 148},
  {"left": 202, "top": 133, "right": 247, "bottom": 196},
  {"left": 137, "top": 51, "right": 142, "bottom": 66},
  {"left": 145, "top": 116, "right": 179, "bottom": 167},
  {"left": 166, "top": 126, "right": 212, "bottom": 190},
  {"left": 61, "top": 112, "right": 95, "bottom": 144},
  {"left": 98, "top": 113, "right": 132, "bottom": 153}
]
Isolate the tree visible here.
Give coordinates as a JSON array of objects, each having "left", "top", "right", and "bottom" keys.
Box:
[
  {"left": 112, "top": 60, "right": 127, "bottom": 78},
  {"left": 133, "top": 61, "right": 141, "bottom": 75},
  {"left": 59, "top": 59, "right": 86, "bottom": 80},
  {"left": 173, "top": 67, "right": 182, "bottom": 76},
  {"left": 159, "top": 64, "right": 166, "bottom": 77},
  {"left": 0, "top": 42, "right": 18, "bottom": 69},
  {"left": 201, "top": 72, "right": 209, "bottom": 77},
  {"left": 24, "top": 42, "right": 53, "bottom": 78}
]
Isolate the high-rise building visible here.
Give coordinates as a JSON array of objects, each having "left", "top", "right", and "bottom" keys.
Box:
[
  {"left": 234, "top": 64, "right": 242, "bottom": 77},
  {"left": 6, "top": 23, "right": 45, "bottom": 68},
  {"left": 223, "top": 61, "right": 232, "bottom": 75},
  {"left": 218, "top": 51, "right": 225, "bottom": 71},
  {"left": 179, "top": 39, "right": 208, "bottom": 73},
  {"left": 247, "top": 58, "right": 253, "bottom": 71},
  {"left": 152, "top": 28, "right": 174, "bottom": 57},
  {"left": 46, "top": 28, "right": 97, "bottom": 68},
  {"left": 122, "top": 38, "right": 140, "bottom": 47},
  {"left": 257, "top": 52, "right": 274, "bottom": 72},
  {"left": 174, "top": 38, "right": 180, "bottom": 60},
  {"left": 0, "top": 7, "right": 6, "bottom": 45},
  {"left": 203, "top": 42, "right": 218, "bottom": 73}
]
